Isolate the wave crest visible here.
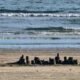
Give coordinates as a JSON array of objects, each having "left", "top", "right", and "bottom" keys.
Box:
[
  {"left": 0, "top": 13, "right": 80, "bottom": 17},
  {"left": 0, "top": 9, "right": 80, "bottom": 17}
]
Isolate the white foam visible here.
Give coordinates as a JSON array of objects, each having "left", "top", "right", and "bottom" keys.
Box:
[{"left": 0, "top": 13, "right": 80, "bottom": 17}]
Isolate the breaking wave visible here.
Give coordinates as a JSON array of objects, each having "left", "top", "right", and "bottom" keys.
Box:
[
  {"left": 0, "top": 13, "right": 80, "bottom": 17},
  {"left": 0, "top": 9, "right": 80, "bottom": 17}
]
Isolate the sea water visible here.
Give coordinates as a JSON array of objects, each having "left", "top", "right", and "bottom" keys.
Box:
[{"left": 0, "top": 0, "right": 80, "bottom": 49}]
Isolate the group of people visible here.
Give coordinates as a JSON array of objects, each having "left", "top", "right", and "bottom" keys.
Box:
[{"left": 9, "top": 53, "right": 78, "bottom": 66}]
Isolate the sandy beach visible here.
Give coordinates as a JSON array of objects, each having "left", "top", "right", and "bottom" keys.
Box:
[
  {"left": 0, "top": 48, "right": 80, "bottom": 80},
  {"left": 0, "top": 66, "right": 80, "bottom": 80},
  {"left": 0, "top": 48, "right": 80, "bottom": 64}
]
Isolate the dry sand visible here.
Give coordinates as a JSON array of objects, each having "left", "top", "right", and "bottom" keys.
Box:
[
  {"left": 0, "top": 66, "right": 80, "bottom": 80},
  {"left": 0, "top": 48, "right": 80, "bottom": 80}
]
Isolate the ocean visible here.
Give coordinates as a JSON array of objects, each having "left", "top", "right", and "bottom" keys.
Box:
[{"left": 0, "top": 0, "right": 80, "bottom": 49}]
